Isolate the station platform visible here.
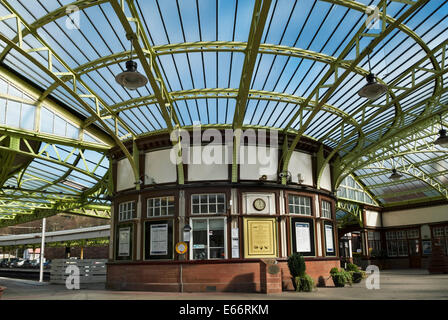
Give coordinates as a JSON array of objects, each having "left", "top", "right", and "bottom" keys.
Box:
[{"left": 1, "top": 270, "right": 447, "bottom": 300}]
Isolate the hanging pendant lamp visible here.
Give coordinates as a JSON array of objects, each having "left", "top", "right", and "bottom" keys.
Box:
[
  {"left": 115, "top": 39, "right": 148, "bottom": 90},
  {"left": 434, "top": 115, "right": 448, "bottom": 148},
  {"left": 358, "top": 54, "right": 388, "bottom": 100},
  {"left": 389, "top": 157, "right": 402, "bottom": 180}
]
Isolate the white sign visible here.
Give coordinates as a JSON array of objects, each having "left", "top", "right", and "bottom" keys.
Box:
[
  {"left": 295, "top": 222, "right": 311, "bottom": 253},
  {"left": 150, "top": 224, "right": 168, "bottom": 255},
  {"left": 325, "top": 224, "right": 334, "bottom": 253},
  {"left": 232, "top": 228, "right": 239, "bottom": 258},
  {"left": 118, "top": 227, "right": 130, "bottom": 256}
]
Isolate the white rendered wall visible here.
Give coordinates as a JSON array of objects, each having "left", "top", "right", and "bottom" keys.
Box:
[
  {"left": 382, "top": 205, "right": 448, "bottom": 227},
  {"left": 288, "top": 151, "right": 314, "bottom": 186},
  {"left": 320, "top": 163, "right": 332, "bottom": 191},
  {"left": 116, "top": 158, "right": 135, "bottom": 191},
  {"left": 365, "top": 210, "right": 382, "bottom": 227},
  {"left": 145, "top": 149, "right": 177, "bottom": 184},
  {"left": 188, "top": 145, "right": 230, "bottom": 181},
  {"left": 242, "top": 192, "right": 276, "bottom": 215},
  {"left": 239, "top": 146, "right": 278, "bottom": 181}
]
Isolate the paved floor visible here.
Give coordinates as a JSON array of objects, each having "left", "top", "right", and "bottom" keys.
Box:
[{"left": 1, "top": 269, "right": 447, "bottom": 300}]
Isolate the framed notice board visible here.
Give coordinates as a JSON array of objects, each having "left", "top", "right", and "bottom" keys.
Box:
[
  {"left": 115, "top": 223, "right": 134, "bottom": 261},
  {"left": 243, "top": 217, "right": 277, "bottom": 258},
  {"left": 324, "top": 221, "right": 336, "bottom": 256},
  {"left": 291, "top": 217, "right": 315, "bottom": 257},
  {"left": 144, "top": 219, "right": 174, "bottom": 260}
]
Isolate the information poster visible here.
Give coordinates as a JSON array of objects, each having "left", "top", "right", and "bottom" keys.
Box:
[
  {"left": 150, "top": 224, "right": 168, "bottom": 255},
  {"left": 118, "top": 227, "right": 130, "bottom": 256},
  {"left": 231, "top": 228, "right": 239, "bottom": 258},
  {"left": 295, "top": 222, "right": 311, "bottom": 253},
  {"left": 325, "top": 224, "right": 334, "bottom": 253},
  {"left": 244, "top": 218, "right": 277, "bottom": 258}
]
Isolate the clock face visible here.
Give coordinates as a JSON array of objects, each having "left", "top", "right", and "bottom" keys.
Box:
[{"left": 253, "top": 198, "right": 266, "bottom": 211}]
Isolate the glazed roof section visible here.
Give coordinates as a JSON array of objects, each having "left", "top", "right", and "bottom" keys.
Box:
[{"left": 0, "top": 0, "right": 446, "bottom": 219}]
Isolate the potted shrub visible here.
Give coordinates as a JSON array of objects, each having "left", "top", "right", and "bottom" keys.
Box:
[
  {"left": 330, "top": 267, "right": 352, "bottom": 287},
  {"left": 345, "top": 263, "right": 366, "bottom": 283},
  {"left": 287, "top": 253, "right": 314, "bottom": 292}
]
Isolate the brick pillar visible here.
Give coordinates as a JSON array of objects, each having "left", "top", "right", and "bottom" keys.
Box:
[{"left": 260, "top": 259, "right": 282, "bottom": 294}]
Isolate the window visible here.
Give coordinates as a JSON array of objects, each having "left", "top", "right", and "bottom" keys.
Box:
[
  {"left": 385, "top": 229, "right": 419, "bottom": 257},
  {"left": 321, "top": 200, "right": 332, "bottom": 219},
  {"left": 191, "top": 218, "right": 226, "bottom": 260},
  {"left": 433, "top": 226, "right": 448, "bottom": 255},
  {"left": 118, "top": 201, "right": 136, "bottom": 221},
  {"left": 147, "top": 196, "right": 175, "bottom": 217},
  {"left": 368, "top": 231, "right": 382, "bottom": 256},
  {"left": 191, "top": 193, "right": 226, "bottom": 214},
  {"left": 288, "top": 195, "right": 311, "bottom": 215}
]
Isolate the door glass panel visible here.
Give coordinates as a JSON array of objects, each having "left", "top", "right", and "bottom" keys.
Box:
[{"left": 192, "top": 219, "right": 208, "bottom": 260}]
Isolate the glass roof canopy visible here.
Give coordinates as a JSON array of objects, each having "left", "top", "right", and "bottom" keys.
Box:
[{"left": 0, "top": 0, "right": 447, "bottom": 225}]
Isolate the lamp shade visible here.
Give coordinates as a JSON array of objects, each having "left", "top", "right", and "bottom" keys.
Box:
[
  {"left": 434, "top": 129, "right": 448, "bottom": 148},
  {"left": 389, "top": 168, "right": 403, "bottom": 180},
  {"left": 358, "top": 73, "right": 388, "bottom": 100},
  {"left": 115, "top": 60, "right": 148, "bottom": 90}
]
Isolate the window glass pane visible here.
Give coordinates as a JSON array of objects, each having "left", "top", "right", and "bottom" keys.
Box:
[
  {"left": 53, "top": 115, "right": 66, "bottom": 136},
  {"left": 6, "top": 100, "right": 20, "bottom": 127},
  {"left": 66, "top": 123, "right": 79, "bottom": 139},
  {"left": 192, "top": 195, "right": 199, "bottom": 204},
  {"left": 40, "top": 108, "right": 54, "bottom": 133},
  {"left": 8, "top": 85, "right": 22, "bottom": 98},
  {"left": 0, "top": 78, "right": 7, "bottom": 94},
  {"left": 20, "top": 103, "right": 34, "bottom": 130},
  {"left": 0, "top": 99, "right": 5, "bottom": 124}
]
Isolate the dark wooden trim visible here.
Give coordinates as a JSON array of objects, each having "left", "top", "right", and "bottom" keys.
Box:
[{"left": 382, "top": 200, "right": 448, "bottom": 212}]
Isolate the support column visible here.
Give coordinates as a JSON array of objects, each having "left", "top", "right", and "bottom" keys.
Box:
[
  {"left": 109, "top": 204, "right": 115, "bottom": 260},
  {"left": 136, "top": 194, "right": 142, "bottom": 260},
  {"left": 39, "top": 217, "right": 46, "bottom": 283}
]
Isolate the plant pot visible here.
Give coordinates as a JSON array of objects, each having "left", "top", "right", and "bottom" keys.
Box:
[
  {"left": 352, "top": 272, "right": 363, "bottom": 283},
  {"left": 0, "top": 286, "right": 5, "bottom": 299},
  {"left": 331, "top": 275, "right": 346, "bottom": 287}
]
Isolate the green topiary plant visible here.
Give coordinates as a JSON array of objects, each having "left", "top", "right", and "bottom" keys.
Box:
[
  {"left": 287, "top": 253, "right": 314, "bottom": 292},
  {"left": 287, "top": 252, "right": 306, "bottom": 278},
  {"left": 295, "top": 274, "right": 315, "bottom": 292}
]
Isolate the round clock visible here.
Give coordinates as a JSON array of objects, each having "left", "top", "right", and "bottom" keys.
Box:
[{"left": 253, "top": 198, "right": 266, "bottom": 211}]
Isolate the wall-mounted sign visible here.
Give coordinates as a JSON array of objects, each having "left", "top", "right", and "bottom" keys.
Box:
[
  {"left": 175, "top": 241, "right": 188, "bottom": 254},
  {"left": 118, "top": 227, "right": 130, "bottom": 256},
  {"left": 232, "top": 227, "right": 239, "bottom": 258},
  {"left": 295, "top": 222, "right": 311, "bottom": 253},
  {"left": 244, "top": 218, "right": 277, "bottom": 258},
  {"left": 325, "top": 224, "right": 334, "bottom": 253},
  {"left": 150, "top": 224, "right": 168, "bottom": 256},
  {"left": 422, "top": 240, "right": 432, "bottom": 255}
]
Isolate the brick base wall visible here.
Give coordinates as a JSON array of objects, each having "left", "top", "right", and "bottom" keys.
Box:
[
  {"left": 278, "top": 259, "right": 341, "bottom": 290},
  {"left": 106, "top": 258, "right": 340, "bottom": 293}
]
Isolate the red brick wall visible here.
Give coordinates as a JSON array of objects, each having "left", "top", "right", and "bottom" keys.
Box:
[
  {"left": 107, "top": 258, "right": 340, "bottom": 293},
  {"left": 278, "top": 259, "right": 341, "bottom": 290}
]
